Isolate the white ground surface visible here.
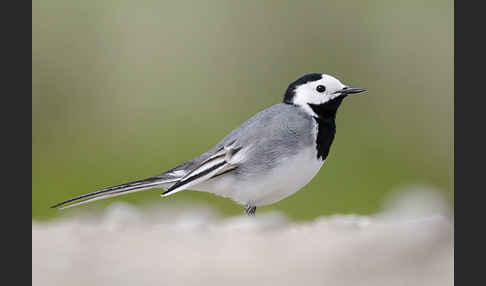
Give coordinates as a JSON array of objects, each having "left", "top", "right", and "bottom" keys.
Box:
[{"left": 32, "top": 187, "right": 453, "bottom": 286}]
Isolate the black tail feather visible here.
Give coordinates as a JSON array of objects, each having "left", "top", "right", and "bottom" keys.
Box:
[{"left": 50, "top": 176, "right": 164, "bottom": 209}]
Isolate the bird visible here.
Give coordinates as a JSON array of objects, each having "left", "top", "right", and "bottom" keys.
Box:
[{"left": 51, "top": 73, "right": 366, "bottom": 216}]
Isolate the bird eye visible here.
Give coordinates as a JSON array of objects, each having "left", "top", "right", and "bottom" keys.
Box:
[{"left": 316, "top": 85, "right": 326, "bottom": 93}]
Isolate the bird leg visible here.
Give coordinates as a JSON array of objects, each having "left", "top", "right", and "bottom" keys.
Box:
[{"left": 245, "top": 204, "right": 256, "bottom": 216}]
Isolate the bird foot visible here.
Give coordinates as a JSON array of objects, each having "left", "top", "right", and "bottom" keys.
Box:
[{"left": 245, "top": 204, "right": 256, "bottom": 216}]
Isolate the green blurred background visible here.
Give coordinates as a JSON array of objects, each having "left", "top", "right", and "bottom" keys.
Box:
[{"left": 32, "top": 0, "right": 453, "bottom": 221}]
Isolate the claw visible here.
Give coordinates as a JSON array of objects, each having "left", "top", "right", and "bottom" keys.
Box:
[{"left": 245, "top": 204, "right": 256, "bottom": 216}]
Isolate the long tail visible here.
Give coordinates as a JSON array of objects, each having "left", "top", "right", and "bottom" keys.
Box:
[{"left": 50, "top": 176, "right": 179, "bottom": 210}]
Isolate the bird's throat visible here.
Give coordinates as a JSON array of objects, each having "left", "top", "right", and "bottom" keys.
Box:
[
  {"left": 308, "top": 101, "right": 341, "bottom": 161},
  {"left": 313, "top": 116, "right": 336, "bottom": 161},
  {"left": 307, "top": 98, "right": 343, "bottom": 119}
]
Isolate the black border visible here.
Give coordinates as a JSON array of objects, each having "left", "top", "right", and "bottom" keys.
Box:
[
  {"left": 4, "top": 1, "right": 33, "bottom": 284},
  {"left": 455, "top": 0, "right": 483, "bottom": 284}
]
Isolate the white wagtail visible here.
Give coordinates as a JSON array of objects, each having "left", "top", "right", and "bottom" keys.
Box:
[{"left": 52, "top": 73, "right": 366, "bottom": 216}]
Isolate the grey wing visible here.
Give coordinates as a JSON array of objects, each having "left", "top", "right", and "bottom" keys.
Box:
[
  {"left": 158, "top": 104, "right": 288, "bottom": 194},
  {"left": 161, "top": 139, "right": 244, "bottom": 196}
]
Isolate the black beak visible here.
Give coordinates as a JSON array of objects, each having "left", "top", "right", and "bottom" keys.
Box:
[{"left": 337, "top": 86, "right": 366, "bottom": 96}]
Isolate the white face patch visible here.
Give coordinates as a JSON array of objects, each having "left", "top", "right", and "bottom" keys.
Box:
[{"left": 292, "top": 74, "right": 347, "bottom": 116}]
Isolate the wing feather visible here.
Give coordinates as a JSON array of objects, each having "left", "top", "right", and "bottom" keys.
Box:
[{"left": 161, "top": 141, "right": 244, "bottom": 196}]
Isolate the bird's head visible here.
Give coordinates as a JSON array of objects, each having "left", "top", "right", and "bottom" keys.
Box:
[{"left": 283, "top": 73, "right": 366, "bottom": 118}]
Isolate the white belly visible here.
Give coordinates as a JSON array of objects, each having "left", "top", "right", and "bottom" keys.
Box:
[{"left": 195, "top": 146, "right": 324, "bottom": 206}]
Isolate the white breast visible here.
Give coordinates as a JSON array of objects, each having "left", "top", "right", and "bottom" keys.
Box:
[
  {"left": 241, "top": 146, "right": 324, "bottom": 206},
  {"left": 196, "top": 145, "right": 324, "bottom": 206}
]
